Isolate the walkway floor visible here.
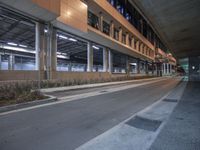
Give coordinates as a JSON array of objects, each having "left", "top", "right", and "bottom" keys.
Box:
[{"left": 150, "top": 81, "right": 200, "bottom": 150}]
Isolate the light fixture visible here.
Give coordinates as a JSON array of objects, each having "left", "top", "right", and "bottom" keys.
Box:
[
  {"left": 130, "top": 63, "right": 137, "bottom": 66},
  {"left": 58, "top": 35, "right": 68, "bottom": 40},
  {"left": 7, "top": 42, "right": 17, "bottom": 46},
  {"left": 19, "top": 44, "right": 27, "bottom": 48},
  {"left": 92, "top": 45, "right": 100, "bottom": 50},
  {"left": 68, "top": 38, "right": 77, "bottom": 42},
  {"left": 2, "top": 45, "right": 35, "bottom": 54},
  {"left": 44, "top": 29, "right": 48, "bottom": 33}
]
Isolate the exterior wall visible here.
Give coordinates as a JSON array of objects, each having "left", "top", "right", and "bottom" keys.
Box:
[
  {"left": 90, "top": 0, "right": 154, "bottom": 50},
  {"left": 0, "top": 0, "right": 60, "bottom": 21},
  {"left": 57, "top": 0, "right": 88, "bottom": 32},
  {"left": 0, "top": 0, "right": 177, "bottom": 81},
  {"left": 0, "top": 71, "right": 44, "bottom": 81},
  {"left": 32, "top": 0, "right": 60, "bottom": 15},
  {"left": 53, "top": 71, "right": 111, "bottom": 81}
]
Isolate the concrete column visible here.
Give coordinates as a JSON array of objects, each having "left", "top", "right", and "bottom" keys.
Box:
[
  {"left": 170, "top": 64, "right": 173, "bottom": 75},
  {"left": 145, "top": 61, "right": 148, "bottom": 74},
  {"left": 68, "top": 62, "right": 72, "bottom": 72},
  {"left": 126, "top": 33, "right": 129, "bottom": 46},
  {"left": 126, "top": 56, "right": 130, "bottom": 75},
  {"left": 8, "top": 54, "right": 15, "bottom": 70},
  {"left": 103, "top": 48, "right": 108, "bottom": 72},
  {"left": 46, "top": 25, "right": 57, "bottom": 80},
  {"left": 139, "top": 43, "right": 143, "bottom": 53},
  {"left": 0, "top": 54, "right": 1, "bottom": 70},
  {"left": 51, "top": 28, "right": 57, "bottom": 74},
  {"left": 108, "top": 50, "right": 113, "bottom": 73},
  {"left": 87, "top": 42, "right": 93, "bottom": 72},
  {"left": 131, "top": 37, "right": 135, "bottom": 49},
  {"left": 110, "top": 21, "right": 114, "bottom": 38},
  {"left": 137, "top": 58, "right": 140, "bottom": 74},
  {"left": 155, "top": 63, "right": 158, "bottom": 76},
  {"left": 146, "top": 48, "right": 149, "bottom": 56},
  {"left": 163, "top": 63, "right": 166, "bottom": 75},
  {"left": 144, "top": 46, "right": 146, "bottom": 55},
  {"left": 152, "top": 62, "right": 155, "bottom": 75},
  {"left": 136, "top": 41, "right": 140, "bottom": 51},
  {"left": 119, "top": 27, "right": 122, "bottom": 43},
  {"left": 99, "top": 12, "right": 103, "bottom": 32},
  {"left": 35, "top": 22, "right": 45, "bottom": 72},
  {"left": 148, "top": 49, "right": 150, "bottom": 57},
  {"left": 166, "top": 63, "right": 169, "bottom": 75}
]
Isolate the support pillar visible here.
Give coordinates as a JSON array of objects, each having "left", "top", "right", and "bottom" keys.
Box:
[
  {"left": 119, "top": 27, "right": 122, "bottom": 43},
  {"left": 126, "top": 56, "right": 130, "bottom": 76},
  {"left": 8, "top": 54, "right": 15, "bottom": 70},
  {"left": 51, "top": 28, "right": 57, "bottom": 77},
  {"left": 103, "top": 48, "right": 108, "bottom": 72},
  {"left": 140, "top": 43, "right": 143, "bottom": 53},
  {"left": 110, "top": 21, "right": 114, "bottom": 38},
  {"left": 46, "top": 25, "right": 57, "bottom": 80},
  {"left": 163, "top": 63, "right": 166, "bottom": 75},
  {"left": 87, "top": 42, "right": 93, "bottom": 72},
  {"left": 137, "top": 58, "right": 140, "bottom": 74},
  {"left": 152, "top": 62, "right": 155, "bottom": 75},
  {"left": 35, "top": 22, "right": 45, "bottom": 72},
  {"left": 99, "top": 12, "right": 103, "bottom": 32},
  {"left": 170, "top": 64, "right": 172, "bottom": 75},
  {"left": 0, "top": 54, "right": 1, "bottom": 70},
  {"left": 126, "top": 33, "right": 129, "bottom": 46},
  {"left": 136, "top": 40, "right": 140, "bottom": 51},
  {"left": 35, "top": 22, "right": 46, "bottom": 87},
  {"left": 131, "top": 37, "right": 135, "bottom": 49},
  {"left": 167, "top": 63, "right": 169, "bottom": 75},
  {"left": 68, "top": 62, "right": 72, "bottom": 72},
  {"left": 145, "top": 61, "right": 148, "bottom": 74},
  {"left": 144, "top": 46, "right": 147, "bottom": 55},
  {"left": 108, "top": 50, "right": 113, "bottom": 73}
]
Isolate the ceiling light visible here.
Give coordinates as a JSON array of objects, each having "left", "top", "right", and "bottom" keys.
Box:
[
  {"left": 58, "top": 35, "right": 68, "bottom": 40},
  {"left": 19, "top": 44, "right": 27, "bottom": 48},
  {"left": 44, "top": 29, "right": 48, "bottom": 33},
  {"left": 68, "top": 38, "right": 77, "bottom": 42},
  {"left": 7, "top": 42, "right": 17, "bottom": 46},
  {"left": 130, "top": 63, "right": 137, "bottom": 66},
  {"left": 92, "top": 45, "right": 99, "bottom": 50}
]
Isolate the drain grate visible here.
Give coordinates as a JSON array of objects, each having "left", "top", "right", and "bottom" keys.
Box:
[
  {"left": 126, "top": 116, "right": 162, "bottom": 132},
  {"left": 163, "top": 98, "right": 178, "bottom": 103}
]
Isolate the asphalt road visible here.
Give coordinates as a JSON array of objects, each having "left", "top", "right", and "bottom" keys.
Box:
[{"left": 0, "top": 78, "right": 180, "bottom": 150}]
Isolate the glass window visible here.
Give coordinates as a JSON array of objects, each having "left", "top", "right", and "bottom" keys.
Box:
[
  {"left": 103, "top": 21, "right": 110, "bottom": 36},
  {"left": 122, "top": 33, "right": 126, "bottom": 44},
  {"left": 114, "top": 28, "right": 119, "bottom": 41},
  {"left": 129, "top": 37, "right": 132, "bottom": 47},
  {"left": 1, "top": 55, "right": 9, "bottom": 70},
  {"left": 88, "top": 11, "right": 99, "bottom": 30},
  {"left": 15, "top": 56, "right": 35, "bottom": 70}
]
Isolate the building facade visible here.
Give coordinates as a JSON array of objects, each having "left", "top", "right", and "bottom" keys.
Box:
[{"left": 0, "top": 0, "right": 176, "bottom": 81}]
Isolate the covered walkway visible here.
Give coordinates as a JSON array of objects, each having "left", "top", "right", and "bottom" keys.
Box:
[{"left": 150, "top": 81, "right": 200, "bottom": 150}]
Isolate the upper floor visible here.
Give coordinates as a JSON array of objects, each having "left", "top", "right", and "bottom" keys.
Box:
[{"left": 0, "top": 0, "right": 176, "bottom": 64}]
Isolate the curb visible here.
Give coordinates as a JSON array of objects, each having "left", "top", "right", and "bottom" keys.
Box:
[
  {"left": 0, "top": 95, "right": 57, "bottom": 113},
  {"left": 41, "top": 77, "right": 165, "bottom": 93}
]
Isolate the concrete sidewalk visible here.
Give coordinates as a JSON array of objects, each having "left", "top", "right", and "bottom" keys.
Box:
[
  {"left": 41, "top": 77, "right": 165, "bottom": 93},
  {"left": 75, "top": 77, "right": 186, "bottom": 150},
  {"left": 149, "top": 81, "right": 200, "bottom": 150}
]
